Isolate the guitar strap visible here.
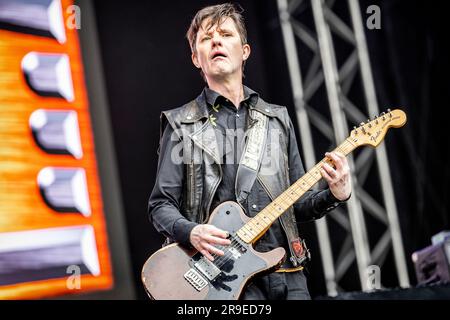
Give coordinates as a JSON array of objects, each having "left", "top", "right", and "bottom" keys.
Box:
[{"left": 235, "top": 109, "right": 269, "bottom": 205}]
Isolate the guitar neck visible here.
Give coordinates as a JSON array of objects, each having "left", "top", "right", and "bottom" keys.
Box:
[{"left": 236, "top": 137, "right": 357, "bottom": 243}]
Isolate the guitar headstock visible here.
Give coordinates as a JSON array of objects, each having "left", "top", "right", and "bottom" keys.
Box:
[{"left": 349, "top": 109, "right": 406, "bottom": 147}]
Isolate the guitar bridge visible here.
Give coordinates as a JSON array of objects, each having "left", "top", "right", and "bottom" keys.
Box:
[{"left": 184, "top": 268, "right": 208, "bottom": 291}]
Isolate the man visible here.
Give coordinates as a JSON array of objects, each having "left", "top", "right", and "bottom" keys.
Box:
[{"left": 148, "top": 3, "right": 351, "bottom": 300}]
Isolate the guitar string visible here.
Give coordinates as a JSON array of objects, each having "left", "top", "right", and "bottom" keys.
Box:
[
  {"left": 209, "top": 238, "right": 243, "bottom": 269},
  {"left": 208, "top": 152, "right": 348, "bottom": 269},
  {"left": 204, "top": 140, "right": 356, "bottom": 270},
  {"left": 240, "top": 141, "right": 354, "bottom": 240}
]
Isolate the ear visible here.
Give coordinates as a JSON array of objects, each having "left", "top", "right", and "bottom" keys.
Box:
[
  {"left": 242, "top": 43, "right": 251, "bottom": 61},
  {"left": 191, "top": 52, "right": 201, "bottom": 69}
]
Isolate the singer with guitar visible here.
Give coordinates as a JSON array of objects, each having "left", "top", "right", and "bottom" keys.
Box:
[{"left": 147, "top": 3, "right": 352, "bottom": 300}]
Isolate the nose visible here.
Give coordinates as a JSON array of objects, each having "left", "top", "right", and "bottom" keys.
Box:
[{"left": 211, "top": 33, "right": 222, "bottom": 47}]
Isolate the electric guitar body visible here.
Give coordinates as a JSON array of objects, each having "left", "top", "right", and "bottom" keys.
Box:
[{"left": 142, "top": 201, "right": 285, "bottom": 300}]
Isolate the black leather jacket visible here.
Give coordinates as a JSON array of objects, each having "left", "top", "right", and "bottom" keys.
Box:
[{"left": 148, "top": 88, "right": 343, "bottom": 267}]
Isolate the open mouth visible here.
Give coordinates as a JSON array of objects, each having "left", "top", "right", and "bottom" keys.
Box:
[{"left": 211, "top": 52, "right": 227, "bottom": 60}]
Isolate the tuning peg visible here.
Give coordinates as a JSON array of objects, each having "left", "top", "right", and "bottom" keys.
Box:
[
  {"left": 353, "top": 126, "right": 358, "bottom": 134},
  {"left": 387, "top": 108, "right": 391, "bottom": 112},
  {"left": 387, "top": 109, "right": 393, "bottom": 117},
  {"left": 359, "top": 122, "right": 365, "bottom": 127},
  {"left": 367, "top": 119, "right": 372, "bottom": 128}
]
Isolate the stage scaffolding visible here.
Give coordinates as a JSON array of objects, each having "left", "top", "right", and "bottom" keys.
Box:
[{"left": 277, "top": 0, "right": 409, "bottom": 295}]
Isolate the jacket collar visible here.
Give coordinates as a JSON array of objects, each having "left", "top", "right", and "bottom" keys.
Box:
[
  {"left": 180, "top": 86, "right": 276, "bottom": 123},
  {"left": 180, "top": 92, "right": 209, "bottom": 124},
  {"left": 249, "top": 95, "right": 276, "bottom": 118}
]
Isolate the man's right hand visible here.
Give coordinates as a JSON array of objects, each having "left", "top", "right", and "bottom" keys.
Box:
[{"left": 189, "top": 224, "right": 231, "bottom": 261}]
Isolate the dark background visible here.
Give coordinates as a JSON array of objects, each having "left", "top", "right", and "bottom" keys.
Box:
[{"left": 89, "top": 0, "right": 449, "bottom": 299}]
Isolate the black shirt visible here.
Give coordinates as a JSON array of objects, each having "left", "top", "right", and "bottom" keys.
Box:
[{"left": 204, "top": 86, "right": 255, "bottom": 213}]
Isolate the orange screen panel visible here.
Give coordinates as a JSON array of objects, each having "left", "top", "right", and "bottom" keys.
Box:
[{"left": 0, "top": 0, "right": 113, "bottom": 299}]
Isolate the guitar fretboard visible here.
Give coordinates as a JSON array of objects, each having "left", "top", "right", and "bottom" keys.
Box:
[{"left": 236, "top": 137, "right": 357, "bottom": 243}]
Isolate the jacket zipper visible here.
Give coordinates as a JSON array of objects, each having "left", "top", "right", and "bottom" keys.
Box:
[
  {"left": 190, "top": 120, "right": 223, "bottom": 223},
  {"left": 205, "top": 164, "right": 223, "bottom": 223},
  {"left": 187, "top": 162, "right": 194, "bottom": 214}
]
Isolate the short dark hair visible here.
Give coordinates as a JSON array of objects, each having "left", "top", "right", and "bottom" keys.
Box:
[{"left": 186, "top": 3, "right": 248, "bottom": 53}]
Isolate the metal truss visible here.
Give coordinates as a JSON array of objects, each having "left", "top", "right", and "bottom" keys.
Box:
[{"left": 277, "top": 0, "right": 410, "bottom": 295}]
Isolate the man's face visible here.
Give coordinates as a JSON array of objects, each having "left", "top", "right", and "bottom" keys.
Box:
[{"left": 191, "top": 17, "right": 250, "bottom": 81}]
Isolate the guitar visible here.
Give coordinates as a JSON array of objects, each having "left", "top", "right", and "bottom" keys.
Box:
[{"left": 142, "top": 109, "right": 407, "bottom": 300}]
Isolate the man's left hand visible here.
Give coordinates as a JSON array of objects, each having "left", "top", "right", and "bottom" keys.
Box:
[{"left": 320, "top": 151, "right": 352, "bottom": 201}]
